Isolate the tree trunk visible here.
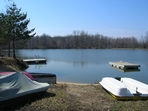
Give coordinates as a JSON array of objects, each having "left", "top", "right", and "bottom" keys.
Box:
[
  {"left": 12, "top": 39, "right": 16, "bottom": 59},
  {"left": 8, "top": 43, "right": 10, "bottom": 57}
]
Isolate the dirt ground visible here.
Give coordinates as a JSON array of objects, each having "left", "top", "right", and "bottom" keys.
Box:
[
  {"left": 0, "top": 57, "right": 28, "bottom": 71},
  {"left": 1, "top": 83, "right": 114, "bottom": 111},
  {"left": 1, "top": 82, "right": 148, "bottom": 111}
]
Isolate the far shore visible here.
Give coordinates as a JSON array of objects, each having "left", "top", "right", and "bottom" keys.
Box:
[{"left": 111, "top": 48, "right": 148, "bottom": 50}]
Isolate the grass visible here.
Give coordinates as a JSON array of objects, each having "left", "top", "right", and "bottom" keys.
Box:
[{"left": 1, "top": 83, "right": 148, "bottom": 111}]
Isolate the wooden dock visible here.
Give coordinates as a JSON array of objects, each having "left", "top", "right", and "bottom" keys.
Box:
[
  {"left": 109, "top": 61, "right": 140, "bottom": 70},
  {"left": 23, "top": 58, "right": 47, "bottom": 64},
  {"left": 110, "top": 66, "right": 140, "bottom": 72}
]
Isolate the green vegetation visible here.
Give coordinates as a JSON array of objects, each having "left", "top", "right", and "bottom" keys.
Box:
[
  {"left": 1, "top": 3, "right": 148, "bottom": 53},
  {"left": 0, "top": 3, "right": 35, "bottom": 58}
]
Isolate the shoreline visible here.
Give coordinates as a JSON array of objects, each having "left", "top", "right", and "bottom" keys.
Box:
[
  {"left": 57, "top": 81, "right": 100, "bottom": 85},
  {"left": 1, "top": 75, "right": 148, "bottom": 111}
]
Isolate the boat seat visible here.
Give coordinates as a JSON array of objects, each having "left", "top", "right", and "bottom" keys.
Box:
[
  {"left": 100, "top": 77, "right": 133, "bottom": 96},
  {"left": 121, "top": 78, "right": 148, "bottom": 94}
]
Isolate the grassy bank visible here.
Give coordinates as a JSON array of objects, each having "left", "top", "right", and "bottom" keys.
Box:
[
  {"left": 0, "top": 57, "right": 28, "bottom": 71},
  {"left": 1, "top": 83, "right": 148, "bottom": 111}
]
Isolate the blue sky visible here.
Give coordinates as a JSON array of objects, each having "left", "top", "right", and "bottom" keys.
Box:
[{"left": 0, "top": 0, "right": 148, "bottom": 38}]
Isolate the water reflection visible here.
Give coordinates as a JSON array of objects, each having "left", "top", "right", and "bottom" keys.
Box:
[
  {"left": 120, "top": 69, "right": 140, "bottom": 72},
  {"left": 34, "top": 64, "right": 46, "bottom": 69},
  {"left": 110, "top": 66, "right": 140, "bottom": 72},
  {"left": 2, "top": 49, "right": 148, "bottom": 84}
]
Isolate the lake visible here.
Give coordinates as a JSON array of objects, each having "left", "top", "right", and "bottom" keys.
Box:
[{"left": 5, "top": 49, "right": 148, "bottom": 84}]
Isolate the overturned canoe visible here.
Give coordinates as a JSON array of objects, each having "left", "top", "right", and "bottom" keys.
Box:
[
  {"left": 100, "top": 77, "right": 148, "bottom": 100},
  {"left": 29, "top": 72, "right": 56, "bottom": 84}
]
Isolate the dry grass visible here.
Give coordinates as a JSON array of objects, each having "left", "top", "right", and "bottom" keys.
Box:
[
  {"left": 0, "top": 57, "right": 28, "bottom": 71},
  {"left": 1, "top": 83, "right": 148, "bottom": 111}
]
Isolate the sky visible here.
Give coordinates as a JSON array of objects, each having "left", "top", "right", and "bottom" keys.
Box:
[{"left": 0, "top": 0, "right": 148, "bottom": 38}]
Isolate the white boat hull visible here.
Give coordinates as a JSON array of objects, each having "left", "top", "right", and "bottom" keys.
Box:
[{"left": 100, "top": 77, "right": 148, "bottom": 100}]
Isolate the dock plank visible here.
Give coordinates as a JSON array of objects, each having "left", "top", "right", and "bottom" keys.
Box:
[{"left": 23, "top": 58, "right": 47, "bottom": 64}]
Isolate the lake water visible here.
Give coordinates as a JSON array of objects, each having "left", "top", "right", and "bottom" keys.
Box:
[{"left": 6, "top": 49, "right": 148, "bottom": 84}]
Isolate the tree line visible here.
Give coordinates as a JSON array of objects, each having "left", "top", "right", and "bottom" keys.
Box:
[
  {"left": 12, "top": 30, "right": 148, "bottom": 49},
  {"left": 0, "top": 3, "right": 148, "bottom": 59}
]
